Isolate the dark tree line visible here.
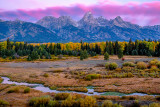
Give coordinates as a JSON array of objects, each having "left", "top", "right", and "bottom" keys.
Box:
[{"left": 0, "top": 38, "right": 159, "bottom": 60}]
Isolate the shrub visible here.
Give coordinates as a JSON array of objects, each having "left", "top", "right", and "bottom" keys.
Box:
[
  {"left": 156, "top": 96, "right": 160, "bottom": 101},
  {"left": 85, "top": 74, "right": 101, "bottom": 81},
  {"left": 80, "top": 96, "right": 97, "bottom": 107},
  {"left": 29, "top": 96, "right": 52, "bottom": 107},
  {"left": 52, "top": 70, "right": 63, "bottom": 73},
  {"left": 9, "top": 56, "right": 12, "bottom": 60},
  {"left": 58, "top": 54, "right": 63, "bottom": 59},
  {"left": 2, "top": 55, "right": 7, "bottom": 59},
  {"left": 27, "top": 56, "right": 32, "bottom": 61},
  {"left": 136, "top": 62, "right": 147, "bottom": 69},
  {"left": 104, "top": 52, "right": 109, "bottom": 60},
  {"left": 109, "top": 63, "right": 118, "bottom": 70},
  {"left": 102, "top": 100, "right": 113, "bottom": 107},
  {"left": 148, "top": 103, "right": 160, "bottom": 107},
  {"left": 43, "top": 73, "right": 49, "bottom": 77},
  {"left": 122, "top": 62, "right": 135, "bottom": 67},
  {"left": 61, "top": 95, "right": 76, "bottom": 107},
  {"left": 105, "top": 63, "right": 110, "bottom": 70},
  {"left": 105, "top": 62, "right": 118, "bottom": 70},
  {"left": 149, "top": 66, "right": 159, "bottom": 72},
  {"left": 102, "top": 100, "right": 122, "bottom": 107},
  {"left": 0, "top": 99, "right": 10, "bottom": 106},
  {"left": 55, "top": 93, "right": 70, "bottom": 100},
  {"left": 24, "top": 87, "right": 30, "bottom": 93},
  {"left": 122, "top": 67, "right": 132, "bottom": 72},
  {"left": 61, "top": 95, "right": 98, "bottom": 107},
  {"left": 12, "top": 55, "right": 16, "bottom": 59},
  {"left": 50, "top": 86, "right": 57, "bottom": 90},
  {"left": 130, "top": 100, "right": 140, "bottom": 107},
  {"left": 7, "top": 87, "right": 19, "bottom": 93},
  {"left": 115, "top": 68, "right": 122, "bottom": 72},
  {"left": 156, "top": 61, "right": 160, "bottom": 69},
  {"left": 149, "top": 59, "right": 159, "bottom": 66},
  {"left": 127, "top": 72, "right": 134, "bottom": 78},
  {"left": 48, "top": 100, "right": 59, "bottom": 107}
]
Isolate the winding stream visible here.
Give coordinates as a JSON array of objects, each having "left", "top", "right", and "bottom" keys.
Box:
[{"left": 1, "top": 77, "right": 158, "bottom": 96}]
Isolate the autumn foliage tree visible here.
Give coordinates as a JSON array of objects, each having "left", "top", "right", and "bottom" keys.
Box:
[{"left": 0, "top": 39, "right": 160, "bottom": 60}]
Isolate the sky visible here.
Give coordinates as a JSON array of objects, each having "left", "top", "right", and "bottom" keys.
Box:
[{"left": 0, "top": 0, "right": 160, "bottom": 26}]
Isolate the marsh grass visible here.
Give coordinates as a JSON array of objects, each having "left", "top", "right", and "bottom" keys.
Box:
[
  {"left": 29, "top": 95, "right": 53, "bottom": 107},
  {"left": 50, "top": 85, "right": 57, "bottom": 90},
  {"left": 122, "top": 62, "right": 135, "bottom": 67},
  {"left": 102, "top": 100, "right": 122, "bottom": 107},
  {"left": 43, "top": 73, "right": 49, "bottom": 77},
  {"left": 136, "top": 62, "right": 148, "bottom": 69},
  {"left": 85, "top": 74, "right": 101, "bottom": 81},
  {"left": 0, "top": 99, "right": 10, "bottom": 106},
  {"left": 7, "top": 87, "right": 20, "bottom": 93},
  {"left": 24, "top": 87, "right": 30, "bottom": 93},
  {"left": 0, "top": 85, "right": 11, "bottom": 92},
  {"left": 105, "top": 62, "right": 118, "bottom": 70},
  {"left": 57, "top": 87, "right": 88, "bottom": 93},
  {"left": 55, "top": 93, "right": 70, "bottom": 100},
  {"left": 47, "top": 70, "right": 64, "bottom": 73},
  {"left": 0, "top": 77, "right": 3, "bottom": 83}
]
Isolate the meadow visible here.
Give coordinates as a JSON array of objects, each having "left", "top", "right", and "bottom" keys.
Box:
[
  {"left": 0, "top": 55, "right": 160, "bottom": 106},
  {"left": 0, "top": 39, "right": 160, "bottom": 106}
]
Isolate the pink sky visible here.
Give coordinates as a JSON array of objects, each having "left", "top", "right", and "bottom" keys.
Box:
[{"left": 0, "top": 0, "right": 160, "bottom": 26}]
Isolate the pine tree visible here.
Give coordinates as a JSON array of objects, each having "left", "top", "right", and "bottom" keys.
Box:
[
  {"left": 128, "top": 38, "right": 133, "bottom": 55},
  {"left": 27, "top": 55, "right": 32, "bottom": 61},
  {"left": 104, "top": 52, "right": 109, "bottom": 60},
  {"left": 30, "top": 51, "right": 39, "bottom": 60},
  {"left": 132, "top": 50, "right": 138, "bottom": 55},
  {"left": 45, "top": 52, "right": 51, "bottom": 59},
  {"left": 95, "top": 44, "right": 100, "bottom": 54},
  {"left": 17, "top": 50, "right": 23, "bottom": 56},
  {"left": 147, "top": 51, "right": 152, "bottom": 57},
  {"left": 90, "top": 51, "right": 96, "bottom": 57},
  {"left": 135, "top": 40, "right": 139, "bottom": 51},
  {"left": 105, "top": 41, "right": 110, "bottom": 54},
  {"left": 118, "top": 48, "right": 123, "bottom": 59},
  {"left": 115, "top": 41, "right": 119, "bottom": 55},
  {"left": 109, "top": 41, "right": 114, "bottom": 55},
  {"left": 7, "top": 38, "right": 11, "bottom": 50},
  {"left": 124, "top": 43, "right": 129, "bottom": 55},
  {"left": 83, "top": 50, "right": 88, "bottom": 59},
  {"left": 80, "top": 50, "right": 84, "bottom": 60}
]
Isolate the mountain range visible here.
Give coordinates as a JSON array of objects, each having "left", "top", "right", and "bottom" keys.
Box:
[{"left": 0, "top": 12, "right": 160, "bottom": 42}]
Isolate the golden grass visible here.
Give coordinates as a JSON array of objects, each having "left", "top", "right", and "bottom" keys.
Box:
[
  {"left": 0, "top": 85, "right": 49, "bottom": 107},
  {"left": 57, "top": 87, "right": 88, "bottom": 93},
  {"left": 1, "top": 66, "right": 160, "bottom": 94},
  {"left": 0, "top": 56, "right": 160, "bottom": 106},
  {"left": 0, "top": 83, "right": 159, "bottom": 107}
]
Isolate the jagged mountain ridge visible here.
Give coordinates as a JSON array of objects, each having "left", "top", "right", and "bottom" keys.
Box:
[
  {"left": 0, "top": 12, "right": 160, "bottom": 42},
  {"left": 36, "top": 12, "right": 160, "bottom": 42},
  {"left": 0, "top": 20, "right": 59, "bottom": 42}
]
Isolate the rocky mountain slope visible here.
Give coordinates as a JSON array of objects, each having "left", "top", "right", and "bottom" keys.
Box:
[
  {"left": 0, "top": 12, "right": 159, "bottom": 42},
  {"left": 0, "top": 20, "right": 59, "bottom": 42}
]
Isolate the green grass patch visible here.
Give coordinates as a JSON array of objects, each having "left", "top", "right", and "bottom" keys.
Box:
[{"left": 101, "top": 92, "right": 127, "bottom": 96}]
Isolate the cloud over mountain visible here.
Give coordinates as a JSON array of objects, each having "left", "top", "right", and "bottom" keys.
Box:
[{"left": 0, "top": 1, "right": 160, "bottom": 26}]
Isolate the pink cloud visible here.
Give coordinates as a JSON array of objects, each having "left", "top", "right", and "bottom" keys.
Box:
[{"left": 0, "top": 1, "right": 160, "bottom": 26}]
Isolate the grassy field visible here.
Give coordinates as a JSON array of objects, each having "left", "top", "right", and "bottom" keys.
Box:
[{"left": 0, "top": 55, "right": 160, "bottom": 106}]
